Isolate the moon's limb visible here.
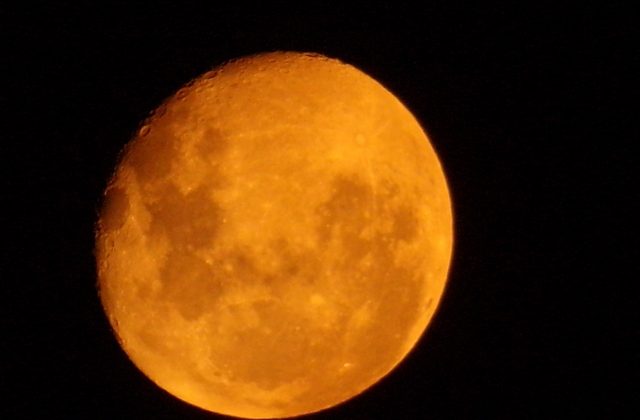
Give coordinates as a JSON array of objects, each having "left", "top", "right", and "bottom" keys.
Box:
[{"left": 96, "top": 52, "right": 452, "bottom": 419}]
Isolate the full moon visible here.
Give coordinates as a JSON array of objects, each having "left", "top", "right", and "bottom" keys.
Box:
[{"left": 96, "top": 52, "right": 453, "bottom": 418}]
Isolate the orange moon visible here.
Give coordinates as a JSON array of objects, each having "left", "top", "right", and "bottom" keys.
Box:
[{"left": 96, "top": 52, "right": 453, "bottom": 418}]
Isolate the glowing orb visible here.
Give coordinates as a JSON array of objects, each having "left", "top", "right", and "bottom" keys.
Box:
[{"left": 96, "top": 51, "right": 453, "bottom": 418}]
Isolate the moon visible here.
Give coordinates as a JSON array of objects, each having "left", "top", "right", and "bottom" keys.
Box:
[{"left": 96, "top": 51, "right": 453, "bottom": 419}]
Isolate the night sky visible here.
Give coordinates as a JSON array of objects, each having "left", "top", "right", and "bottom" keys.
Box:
[{"left": 3, "top": 3, "right": 632, "bottom": 419}]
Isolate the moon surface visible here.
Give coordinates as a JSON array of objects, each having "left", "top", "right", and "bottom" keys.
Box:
[{"left": 96, "top": 51, "right": 453, "bottom": 418}]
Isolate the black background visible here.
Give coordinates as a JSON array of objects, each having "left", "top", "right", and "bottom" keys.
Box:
[{"left": 3, "top": 3, "right": 634, "bottom": 419}]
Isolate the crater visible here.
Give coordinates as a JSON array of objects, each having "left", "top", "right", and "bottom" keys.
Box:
[
  {"left": 159, "top": 249, "right": 221, "bottom": 320},
  {"left": 197, "top": 127, "right": 230, "bottom": 160},
  {"left": 100, "top": 186, "right": 129, "bottom": 233},
  {"left": 147, "top": 183, "right": 222, "bottom": 250},
  {"left": 391, "top": 205, "right": 419, "bottom": 242},
  {"left": 313, "top": 172, "right": 425, "bottom": 372},
  {"left": 266, "top": 238, "right": 322, "bottom": 288},
  {"left": 316, "top": 174, "right": 374, "bottom": 262},
  {"left": 126, "top": 118, "right": 178, "bottom": 185}
]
